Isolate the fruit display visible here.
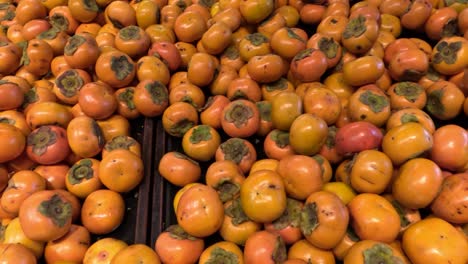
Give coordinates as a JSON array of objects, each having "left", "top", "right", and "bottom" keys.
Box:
[{"left": 0, "top": 0, "right": 467, "bottom": 263}]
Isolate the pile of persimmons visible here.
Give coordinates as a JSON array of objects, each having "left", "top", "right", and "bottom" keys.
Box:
[{"left": 0, "top": 0, "right": 467, "bottom": 262}]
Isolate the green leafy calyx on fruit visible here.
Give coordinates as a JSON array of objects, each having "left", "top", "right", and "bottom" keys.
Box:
[
  {"left": 55, "top": 70, "right": 84, "bottom": 97},
  {"left": 110, "top": 55, "right": 135, "bottom": 81},
  {"left": 64, "top": 35, "right": 86, "bottom": 56},
  {"left": 343, "top": 15, "right": 367, "bottom": 39},
  {"left": 104, "top": 135, "right": 137, "bottom": 152},
  {"left": 219, "top": 138, "right": 248, "bottom": 164},
  {"left": 68, "top": 159, "right": 94, "bottom": 185},
  {"left": 225, "top": 197, "right": 249, "bottom": 225},
  {"left": 144, "top": 81, "right": 168, "bottom": 105},
  {"left": 359, "top": 90, "right": 389, "bottom": 113},
  {"left": 27, "top": 126, "right": 57, "bottom": 156},
  {"left": 224, "top": 102, "right": 253, "bottom": 128},
  {"left": 38, "top": 194, "right": 72, "bottom": 228},
  {"left": 300, "top": 202, "right": 319, "bottom": 236},
  {"left": 362, "top": 243, "right": 404, "bottom": 264},
  {"left": 189, "top": 125, "right": 212, "bottom": 144},
  {"left": 205, "top": 247, "right": 239, "bottom": 264}
]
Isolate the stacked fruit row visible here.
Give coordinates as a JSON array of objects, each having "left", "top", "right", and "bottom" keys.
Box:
[{"left": 0, "top": 0, "right": 467, "bottom": 263}]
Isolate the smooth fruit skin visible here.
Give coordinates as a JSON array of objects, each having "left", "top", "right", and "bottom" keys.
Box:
[
  {"left": 176, "top": 184, "right": 224, "bottom": 237},
  {"left": 19, "top": 190, "right": 73, "bottom": 242},
  {"left": 402, "top": 217, "right": 468, "bottom": 264},
  {"left": 240, "top": 170, "right": 287, "bottom": 223},
  {"left": 335, "top": 121, "right": 383, "bottom": 156},
  {"left": 0, "top": 123, "right": 26, "bottom": 163},
  {"left": 430, "top": 173, "right": 468, "bottom": 224},
  {"left": 270, "top": 91, "right": 302, "bottom": 131},
  {"left": 348, "top": 193, "right": 401, "bottom": 243},
  {"left": 382, "top": 122, "right": 433, "bottom": 166},
  {"left": 289, "top": 114, "right": 328, "bottom": 156},
  {"left": 83, "top": 238, "right": 128, "bottom": 264},
  {"left": 430, "top": 124, "right": 468, "bottom": 172},
  {"left": 0, "top": 243, "right": 37, "bottom": 264},
  {"left": 392, "top": 158, "right": 443, "bottom": 209}
]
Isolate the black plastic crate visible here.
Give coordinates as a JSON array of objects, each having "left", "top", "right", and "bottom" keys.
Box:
[{"left": 92, "top": 117, "right": 154, "bottom": 245}]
